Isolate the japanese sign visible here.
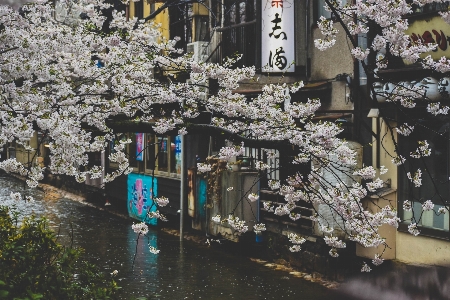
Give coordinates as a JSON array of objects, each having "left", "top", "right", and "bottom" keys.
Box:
[
  {"left": 175, "top": 135, "right": 182, "bottom": 175},
  {"left": 127, "top": 173, "right": 158, "bottom": 225},
  {"left": 261, "top": 0, "right": 295, "bottom": 72},
  {"left": 405, "top": 16, "right": 450, "bottom": 64},
  {"left": 136, "top": 133, "right": 144, "bottom": 161}
]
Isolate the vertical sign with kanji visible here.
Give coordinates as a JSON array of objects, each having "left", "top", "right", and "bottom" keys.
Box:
[{"left": 261, "top": 0, "right": 295, "bottom": 72}]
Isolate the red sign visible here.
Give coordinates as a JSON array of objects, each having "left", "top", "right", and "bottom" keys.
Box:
[
  {"left": 271, "top": 0, "right": 283, "bottom": 8},
  {"left": 410, "top": 29, "right": 449, "bottom": 51}
]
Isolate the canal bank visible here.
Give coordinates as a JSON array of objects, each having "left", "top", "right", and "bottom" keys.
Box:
[
  {"left": 13, "top": 172, "right": 398, "bottom": 286},
  {"left": 6, "top": 174, "right": 450, "bottom": 300},
  {"left": 31, "top": 172, "right": 370, "bottom": 282},
  {"left": 36, "top": 174, "right": 342, "bottom": 289},
  {"left": 1, "top": 175, "right": 337, "bottom": 299}
]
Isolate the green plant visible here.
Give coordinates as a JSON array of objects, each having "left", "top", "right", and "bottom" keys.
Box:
[
  {"left": 228, "top": 160, "right": 242, "bottom": 166},
  {"left": 203, "top": 157, "right": 228, "bottom": 206},
  {"left": 0, "top": 205, "right": 120, "bottom": 300}
]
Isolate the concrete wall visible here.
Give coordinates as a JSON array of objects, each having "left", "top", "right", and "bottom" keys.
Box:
[
  {"left": 372, "top": 113, "right": 450, "bottom": 266},
  {"left": 208, "top": 171, "right": 259, "bottom": 242},
  {"left": 356, "top": 190, "right": 397, "bottom": 260},
  {"left": 311, "top": 23, "right": 353, "bottom": 81},
  {"left": 311, "top": 23, "right": 354, "bottom": 111},
  {"left": 396, "top": 232, "right": 450, "bottom": 266},
  {"left": 374, "top": 118, "right": 398, "bottom": 189}
]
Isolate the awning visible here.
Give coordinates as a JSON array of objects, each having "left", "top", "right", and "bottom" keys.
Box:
[
  {"left": 300, "top": 81, "right": 331, "bottom": 91},
  {"left": 312, "top": 113, "right": 352, "bottom": 121},
  {"left": 231, "top": 81, "right": 331, "bottom": 95}
]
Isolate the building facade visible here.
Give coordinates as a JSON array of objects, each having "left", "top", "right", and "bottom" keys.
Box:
[{"left": 365, "top": 2, "right": 450, "bottom": 265}]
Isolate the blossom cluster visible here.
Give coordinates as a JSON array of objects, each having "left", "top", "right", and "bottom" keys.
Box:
[
  {"left": 407, "top": 169, "right": 423, "bottom": 187},
  {"left": 247, "top": 193, "right": 259, "bottom": 202},
  {"left": 287, "top": 233, "right": 306, "bottom": 252},
  {"left": 148, "top": 210, "right": 168, "bottom": 222},
  {"left": 131, "top": 222, "right": 148, "bottom": 235},
  {"left": 396, "top": 124, "right": 414, "bottom": 136},
  {"left": 410, "top": 140, "right": 431, "bottom": 158},
  {"left": 253, "top": 223, "right": 266, "bottom": 235},
  {"left": 155, "top": 196, "right": 169, "bottom": 207},
  {"left": 225, "top": 215, "right": 248, "bottom": 233}
]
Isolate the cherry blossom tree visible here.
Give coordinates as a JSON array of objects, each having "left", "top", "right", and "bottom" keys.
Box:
[{"left": 3, "top": 0, "right": 449, "bottom": 270}]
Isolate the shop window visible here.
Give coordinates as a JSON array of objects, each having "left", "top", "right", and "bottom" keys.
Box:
[
  {"left": 108, "top": 133, "right": 181, "bottom": 177},
  {"left": 157, "top": 136, "right": 169, "bottom": 172},
  {"left": 146, "top": 133, "right": 156, "bottom": 170},
  {"left": 146, "top": 134, "right": 182, "bottom": 177},
  {"left": 170, "top": 136, "right": 182, "bottom": 174},
  {"left": 128, "top": 132, "right": 138, "bottom": 169},
  {"left": 399, "top": 119, "right": 450, "bottom": 234}
]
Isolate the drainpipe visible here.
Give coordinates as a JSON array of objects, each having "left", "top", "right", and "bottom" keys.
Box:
[
  {"left": 306, "top": 0, "right": 310, "bottom": 78},
  {"left": 221, "top": 0, "right": 224, "bottom": 28},
  {"left": 180, "top": 134, "right": 185, "bottom": 241}
]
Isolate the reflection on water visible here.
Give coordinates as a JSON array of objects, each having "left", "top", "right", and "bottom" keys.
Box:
[{"left": 0, "top": 177, "right": 333, "bottom": 299}]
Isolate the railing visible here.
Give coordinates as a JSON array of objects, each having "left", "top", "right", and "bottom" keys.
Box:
[
  {"left": 215, "top": 21, "right": 257, "bottom": 68},
  {"left": 259, "top": 190, "right": 315, "bottom": 233}
]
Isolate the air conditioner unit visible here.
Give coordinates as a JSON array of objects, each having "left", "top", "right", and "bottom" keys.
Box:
[{"left": 187, "top": 41, "right": 210, "bottom": 62}]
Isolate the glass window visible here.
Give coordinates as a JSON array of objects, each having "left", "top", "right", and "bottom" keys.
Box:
[
  {"left": 157, "top": 136, "right": 169, "bottom": 172},
  {"left": 211, "top": 0, "right": 222, "bottom": 28},
  {"left": 142, "top": 135, "right": 182, "bottom": 176},
  {"left": 170, "top": 135, "right": 182, "bottom": 174},
  {"left": 170, "top": 138, "right": 176, "bottom": 173},
  {"left": 224, "top": 0, "right": 256, "bottom": 26},
  {"left": 146, "top": 133, "right": 156, "bottom": 170},
  {"left": 399, "top": 119, "right": 450, "bottom": 232},
  {"left": 128, "top": 132, "right": 138, "bottom": 168}
]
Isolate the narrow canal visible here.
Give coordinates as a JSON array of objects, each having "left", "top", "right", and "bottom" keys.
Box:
[{"left": 0, "top": 176, "right": 334, "bottom": 300}]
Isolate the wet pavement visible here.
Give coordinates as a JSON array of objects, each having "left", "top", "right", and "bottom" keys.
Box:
[{"left": 0, "top": 176, "right": 335, "bottom": 299}]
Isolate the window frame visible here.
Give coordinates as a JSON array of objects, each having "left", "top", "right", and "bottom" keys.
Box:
[
  {"left": 397, "top": 114, "right": 450, "bottom": 239},
  {"left": 223, "top": 0, "right": 256, "bottom": 27},
  {"left": 107, "top": 133, "right": 181, "bottom": 179},
  {"left": 144, "top": 134, "right": 182, "bottom": 179}
]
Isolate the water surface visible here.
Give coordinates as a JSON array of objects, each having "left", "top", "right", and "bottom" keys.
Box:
[{"left": 0, "top": 176, "right": 333, "bottom": 299}]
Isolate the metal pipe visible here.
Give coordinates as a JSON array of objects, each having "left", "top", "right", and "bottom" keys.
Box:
[
  {"left": 306, "top": 0, "right": 310, "bottom": 78},
  {"left": 180, "top": 134, "right": 185, "bottom": 241}
]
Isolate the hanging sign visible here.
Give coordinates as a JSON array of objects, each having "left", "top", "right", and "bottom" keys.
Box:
[
  {"left": 127, "top": 174, "right": 157, "bottom": 225},
  {"left": 175, "top": 135, "right": 182, "bottom": 175},
  {"left": 136, "top": 133, "right": 144, "bottom": 161},
  {"left": 405, "top": 16, "right": 450, "bottom": 64},
  {"left": 261, "top": 0, "right": 295, "bottom": 72}
]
